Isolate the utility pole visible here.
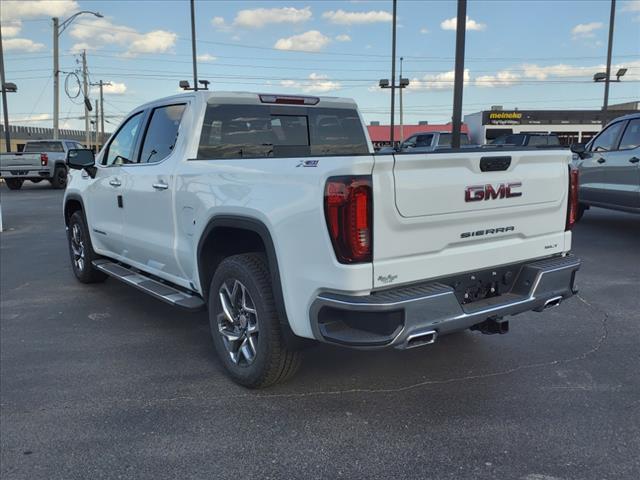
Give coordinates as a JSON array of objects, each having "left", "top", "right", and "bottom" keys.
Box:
[
  {"left": 190, "top": 0, "right": 198, "bottom": 91},
  {"left": 53, "top": 17, "right": 59, "bottom": 139},
  {"left": 82, "top": 50, "right": 89, "bottom": 147},
  {"left": 94, "top": 99, "right": 99, "bottom": 151},
  {"left": 0, "top": 23, "right": 11, "bottom": 152},
  {"left": 451, "top": 0, "right": 467, "bottom": 149},
  {"left": 389, "top": 0, "right": 397, "bottom": 147},
  {"left": 91, "top": 80, "right": 111, "bottom": 145},
  {"left": 603, "top": 0, "right": 616, "bottom": 114},
  {"left": 399, "top": 56, "right": 404, "bottom": 143}
]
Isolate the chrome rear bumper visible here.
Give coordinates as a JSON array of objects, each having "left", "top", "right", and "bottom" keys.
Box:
[{"left": 310, "top": 254, "right": 580, "bottom": 349}]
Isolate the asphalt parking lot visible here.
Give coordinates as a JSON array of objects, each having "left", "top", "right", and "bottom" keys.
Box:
[{"left": 1, "top": 182, "right": 639, "bottom": 480}]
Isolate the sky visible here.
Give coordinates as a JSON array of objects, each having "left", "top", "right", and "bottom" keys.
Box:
[{"left": 1, "top": 0, "right": 639, "bottom": 132}]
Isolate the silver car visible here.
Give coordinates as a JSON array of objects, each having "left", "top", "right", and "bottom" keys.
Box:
[{"left": 571, "top": 112, "right": 640, "bottom": 219}]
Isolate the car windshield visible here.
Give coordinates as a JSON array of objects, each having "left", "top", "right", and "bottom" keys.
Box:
[
  {"left": 24, "top": 141, "right": 64, "bottom": 153},
  {"left": 197, "top": 104, "right": 369, "bottom": 159}
]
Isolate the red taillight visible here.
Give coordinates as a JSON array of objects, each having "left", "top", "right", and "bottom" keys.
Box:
[
  {"left": 566, "top": 167, "right": 579, "bottom": 230},
  {"left": 324, "top": 176, "right": 373, "bottom": 264},
  {"left": 40, "top": 153, "right": 48, "bottom": 166}
]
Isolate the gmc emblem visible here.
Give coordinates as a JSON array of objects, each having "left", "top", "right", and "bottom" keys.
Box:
[{"left": 465, "top": 182, "right": 522, "bottom": 202}]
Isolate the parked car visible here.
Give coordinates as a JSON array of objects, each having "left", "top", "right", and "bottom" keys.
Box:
[
  {"left": 491, "top": 132, "right": 561, "bottom": 147},
  {"left": 0, "top": 139, "right": 83, "bottom": 190},
  {"left": 571, "top": 112, "right": 640, "bottom": 219},
  {"left": 63, "top": 91, "right": 580, "bottom": 388},
  {"left": 397, "top": 131, "right": 473, "bottom": 152}
]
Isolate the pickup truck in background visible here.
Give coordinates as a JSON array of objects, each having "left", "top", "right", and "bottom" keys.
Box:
[
  {"left": 0, "top": 139, "right": 83, "bottom": 190},
  {"left": 491, "top": 132, "right": 561, "bottom": 147},
  {"left": 571, "top": 112, "right": 640, "bottom": 219},
  {"left": 63, "top": 91, "right": 581, "bottom": 388}
]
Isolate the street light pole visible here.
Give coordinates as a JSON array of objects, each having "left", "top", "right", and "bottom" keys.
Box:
[
  {"left": 451, "top": 0, "right": 467, "bottom": 149},
  {"left": 53, "top": 17, "right": 59, "bottom": 139},
  {"left": 603, "top": 0, "right": 616, "bottom": 113},
  {"left": 52, "top": 11, "right": 102, "bottom": 141},
  {"left": 0, "top": 23, "right": 11, "bottom": 152},
  {"left": 190, "top": 0, "right": 198, "bottom": 92},
  {"left": 389, "top": 0, "right": 397, "bottom": 147}
]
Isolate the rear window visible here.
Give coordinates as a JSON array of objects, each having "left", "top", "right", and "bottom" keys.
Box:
[
  {"left": 437, "top": 133, "right": 470, "bottom": 146},
  {"left": 197, "top": 104, "right": 368, "bottom": 159},
  {"left": 24, "top": 141, "right": 64, "bottom": 153}
]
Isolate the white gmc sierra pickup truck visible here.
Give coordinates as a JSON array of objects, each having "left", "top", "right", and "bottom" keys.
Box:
[{"left": 63, "top": 91, "right": 581, "bottom": 388}]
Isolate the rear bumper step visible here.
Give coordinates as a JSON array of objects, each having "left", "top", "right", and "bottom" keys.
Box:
[
  {"left": 310, "top": 254, "right": 580, "bottom": 349},
  {"left": 92, "top": 260, "right": 205, "bottom": 311}
]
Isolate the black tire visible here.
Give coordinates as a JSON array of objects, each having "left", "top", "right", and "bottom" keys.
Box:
[
  {"left": 208, "top": 253, "right": 301, "bottom": 388},
  {"left": 67, "top": 211, "right": 108, "bottom": 283},
  {"left": 5, "top": 178, "right": 24, "bottom": 190},
  {"left": 50, "top": 165, "right": 67, "bottom": 189},
  {"left": 576, "top": 203, "right": 586, "bottom": 222},
  {"left": 31, "top": 178, "right": 43, "bottom": 183}
]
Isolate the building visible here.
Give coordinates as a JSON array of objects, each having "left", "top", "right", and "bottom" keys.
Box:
[
  {"left": 464, "top": 102, "right": 639, "bottom": 146},
  {"left": 367, "top": 123, "right": 469, "bottom": 150},
  {"left": 0, "top": 124, "right": 108, "bottom": 153}
]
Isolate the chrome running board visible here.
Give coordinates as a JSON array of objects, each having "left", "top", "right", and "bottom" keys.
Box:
[{"left": 92, "top": 259, "right": 205, "bottom": 311}]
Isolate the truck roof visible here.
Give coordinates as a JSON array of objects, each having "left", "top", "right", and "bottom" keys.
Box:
[{"left": 135, "top": 91, "right": 359, "bottom": 112}]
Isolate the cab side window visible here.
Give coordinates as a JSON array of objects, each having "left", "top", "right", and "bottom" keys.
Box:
[
  {"left": 415, "top": 134, "right": 433, "bottom": 147},
  {"left": 590, "top": 121, "right": 625, "bottom": 152},
  {"left": 618, "top": 119, "right": 640, "bottom": 150},
  {"left": 139, "top": 104, "right": 187, "bottom": 164},
  {"left": 103, "top": 112, "right": 144, "bottom": 166}
]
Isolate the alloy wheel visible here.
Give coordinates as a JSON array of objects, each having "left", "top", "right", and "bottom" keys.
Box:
[
  {"left": 217, "top": 279, "right": 259, "bottom": 366},
  {"left": 70, "top": 223, "right": 85, "bottom": 272}
]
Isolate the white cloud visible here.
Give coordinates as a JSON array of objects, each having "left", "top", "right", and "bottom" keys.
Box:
[
  {"left": 571, "top": 22, "right": 603, "bottom": 39},
  {"left": 280, "top": 73, "right": 341, "bottom": 93},
  {"left": 475, "top": 70, "right": 520, "bottom": 88},
  {"left": 335, "top": 34, "right": 351, "bottom": 42},
  {"left": 1, "top": 20, "right": 22, "bottom": 37},
  {"left": 522, "top": 60, "right": 640, "bottom": 81},
  {"left": 9, "top": 113, "right": 52, "bottom": 123},
  {"left": 408, "top": 69, "right": 470, "bottom": 90},
  {"left": 441, "top": 16, "right": 486, "bottom": 31},
  {"left": 197, "top": 53, "right": 217, "bottom": 62},
  {"left": 3, "top": 38, "right": 46, "bottom": 52},
  {"left": 420, "top": 27, "right": 429, "bottom": 34},
  {"left": 274, "top": 30, "right": 331, "bottom": 52},
  {"left": 69, "top": 18, "right": 177, "bottom": 57},
  {"left": 233, "top": 7, "right": 312, "bottom": 28},
  {"left": 211, "top": 16, "right": 226, "bottom": 27},
  {"left": 620, "top": 0, "right": 640, "bottom": 11},
  {"left": 1, "top": 0, "right": 78, "bottom": 21},
  {"left": 322, "top": 9, "right": 392, "bottom": 25},
  {"left": 91, "top": 81, "right": 127, "bottom": 95}
]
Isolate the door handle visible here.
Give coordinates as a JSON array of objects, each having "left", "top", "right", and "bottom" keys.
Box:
[
  {"left": 596, "top": 158, "right": 606, "bottom": 164},
  {"left": 629, "top": 157, "right": 640, "bottom": 164},
  {"left": 152, "top": 181, "right": 169, "bottom": 191},
  {"left": 109, "top": 178, "right": 122, "bottom": 187}
]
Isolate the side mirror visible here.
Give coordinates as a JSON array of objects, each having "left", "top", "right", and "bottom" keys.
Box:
[
  {"left": 67, "top": 149, "right": 96, "bottom": 177},
  {"left": 403, "top": 142, "right": 416, "bottom": 149},
  {"left": 570, "top": 143, "right": 586, "bottom": 158}
]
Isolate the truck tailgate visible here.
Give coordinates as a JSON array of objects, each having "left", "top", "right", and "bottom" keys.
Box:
[
  {"left": 372, "top": 150, "right": 572, "bottom": 289},
  {"left": 0, "top": 153, "right": 41, "bottom": 169}
]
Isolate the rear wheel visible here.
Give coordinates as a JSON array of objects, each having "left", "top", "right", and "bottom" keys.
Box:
[
  {"left": 5, "top": 179, "right": 24, "bottom": 190},
  {"left": 67, "top": 211, "right": 107, "bottom": 283},
  {"left": 50, "top": 166, "right": 67, "bottom": 189},
  {"left": 208, "top": 253, "right": 301, "bottom": 388}
]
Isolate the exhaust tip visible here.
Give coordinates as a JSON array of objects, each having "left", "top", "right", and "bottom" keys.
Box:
[
  {"left": 406, "top": 330, "right": 437, "bottom": 349},
  {"left": 543, "top": 296, "right": 563, "bottom": 310}
]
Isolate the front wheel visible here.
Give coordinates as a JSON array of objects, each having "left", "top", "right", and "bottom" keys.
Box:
[
  {"left": 67, "top": 211, "right": 107, "bottom": 283},
  {"left": 208, "top": 253, "right": 301, "bottom": 388},
  {"left": 5, "top": 178, "right": 24, "bottom": 190}
]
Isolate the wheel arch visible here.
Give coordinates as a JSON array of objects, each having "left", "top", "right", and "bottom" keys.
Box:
[
  {"left": 63, "top": 194, "right": 85, "bottom": 226},
  {"left": 196, "top": 215, "right": 305, "bottom": 348}
]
